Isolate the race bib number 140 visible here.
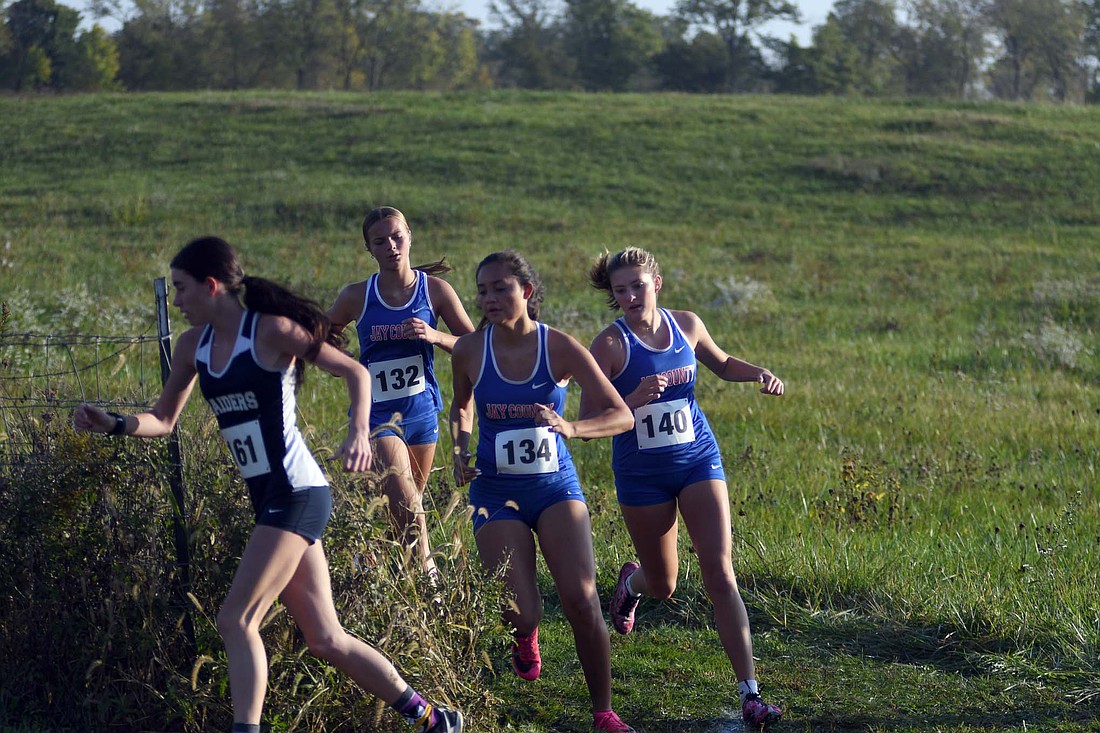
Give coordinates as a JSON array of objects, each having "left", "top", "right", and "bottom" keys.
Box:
[{"left": 634, "top": 398, "right": 695, "bottom": 450}]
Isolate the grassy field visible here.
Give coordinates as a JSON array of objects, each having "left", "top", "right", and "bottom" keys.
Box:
[{"left": 1, "top": 91, "right": 1098, "bottom": 732}]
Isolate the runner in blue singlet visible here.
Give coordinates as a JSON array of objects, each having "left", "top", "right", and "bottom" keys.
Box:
[
  {"left": 75, "top": 236, "right": 463, "bottom": 733},
  {"left": 328, "top": 206, "right": 474, "bottom": 576},
  {"left": 588, "top": 246, "right": 785, "bottom": 729},
  {"left": 448, "top": 250, "right": 638, "bottom": 733}
]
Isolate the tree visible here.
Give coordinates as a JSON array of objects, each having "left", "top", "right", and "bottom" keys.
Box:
[
  {"left": 373, "top": 7, "right": 446, "bottom": 89},
  {"left": 488, "top": 0, "right": 574, "bottom": 88},
  {"left": 200, "top": 0, "right": 262, "bottom": 89},
  {"left": 902, "top": 0, "right": 989, "bottom": 98},
  {"left": 425, "top": 12, "right": 487, "bottom": 90},
  {"left": 656, "top": 29, "right": 731, "bottom": 90},
  {"left": 2, "top": 0, "right": 72, "bottom": 89},
  {"left": 330, "top": 0, "right": 371, "bottom": 89},
  {"left": 286, "top": 0, "right": 339, "bottom": 89},
  {"left": 986, "top": 0, "right": 1086, "bottom": 101},
  {"left": 802, "top": 12, "right": 860, "bottom": 93},
  {"left": 115, "top": 0, "right": 206, "bottom": 89},
  {"left": 0, "top": 0, "right": 117, "bottom": 90},
  {"left": 767, "top": 34, "right": 818, "bottom": 93},
  {"left": 66, "top": 23, "right": 119, "bottom": 88},
  {"left": 673, "top": 0, "right": 798, "bottom": 91},
  {"left": 562, "top": 0, "right": 663, "bottom": 90},
  {"left": 352, "top": 0, "right": 440, "bottom": 91},
  {"left": 1084, "top": 0, "right": 1100, "bottom": 99},
  {"left": 803, "top": 0, "right": 904, "bottom": 95}
]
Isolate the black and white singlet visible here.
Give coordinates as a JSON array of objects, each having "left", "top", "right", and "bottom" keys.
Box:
[{"left": 195, "top": 310, "right": 327, "bottom": 513}]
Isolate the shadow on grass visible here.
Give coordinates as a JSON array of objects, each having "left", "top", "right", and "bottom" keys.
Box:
[
  {"left": 636, "top": 571, "right": 1079, "bottom": 678},
  {"left": 489, "top": 570, "right": 1097, "bottom": 732},
  {"left": 789, "top": 700, "right": 1100, "bottom": 733},
  {"left": 591, "top": 578, "right": 1097, "bottom": 732}
]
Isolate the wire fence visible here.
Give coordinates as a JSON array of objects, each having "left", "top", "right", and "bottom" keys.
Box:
[
  {"left": 0, "top": 330, "right": 164, "bottom": 466},
  {"left": 0, "top": 279, "right": 196, "bottom": 654}
]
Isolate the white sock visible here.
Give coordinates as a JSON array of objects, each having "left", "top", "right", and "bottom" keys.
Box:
[
  {"left": 738, "top": 679, "right": 759, "bottom": 704},
  {"left": 624, "top": 571, "right": 641, "bottom": 597}
]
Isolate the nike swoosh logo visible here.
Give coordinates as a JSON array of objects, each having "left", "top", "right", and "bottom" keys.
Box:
[
  {"left": 412, "top": 306, "right": 429, "bottom": 314},
  {"left": 267, "top": 508, "right": 284, "bottom": 514},
  {"left": 532, "top": 381, "right": 549, "bottom": 389},
  {"left": 674, "top": 345, "right": 687, "bottom": 354},
  {"left": 710, "top": 464, "right": 721, "bottom": 470}
]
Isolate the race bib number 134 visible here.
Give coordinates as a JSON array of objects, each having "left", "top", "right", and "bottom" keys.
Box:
[{"left": 495, "top": 426, "right": 559, "bottom": 475}]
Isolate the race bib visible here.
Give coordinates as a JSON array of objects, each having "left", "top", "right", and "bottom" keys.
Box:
[
  {"left": 634, "top": 398, "right": 695, "bottom": 450},
  {"left": 221, "top": 420, "right": 271, "bottom": 479},
  {"left": 370, "top": 354, "right": 426, "bottom": 402},
  {"left": 494, "top": 426, "right": 559, "bottom": 475}
]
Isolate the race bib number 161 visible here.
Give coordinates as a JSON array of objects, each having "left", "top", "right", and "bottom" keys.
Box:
[{"left": 221, "top": 420, "right": 272, "bottom": 479}]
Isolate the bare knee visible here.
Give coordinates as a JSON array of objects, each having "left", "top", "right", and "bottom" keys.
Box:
[
  {"left": 700, "top": 566, "right": 738, "bottom": 599},
  {"left": 301, "top": 627, "right": 349, "bottom": 662},
  {"left": 560, "top": 589, "right": 602, "bottom": 629},
  {"left": 216, "top": 606, "right": 256, "bottom": 645},
  {"left": 646, "top": 573, "right": 677, "bottom": 600}
]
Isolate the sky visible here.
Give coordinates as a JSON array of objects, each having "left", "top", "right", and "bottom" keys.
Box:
[{"left": 447, "top": 0, "right": 837, "bottom": 43}]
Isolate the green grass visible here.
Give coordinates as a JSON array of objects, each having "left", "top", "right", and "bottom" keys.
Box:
[{"left": 1, "top": 90, "right": 1098, "bottom": 731}]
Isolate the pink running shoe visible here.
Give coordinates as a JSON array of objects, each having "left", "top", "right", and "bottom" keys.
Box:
[
  {"left": 742, "top": 693, "right": 782, "bottom": 728},
  {"left": 593, "top": 709, "right": 636, "bottom": 732},
  {"left": 511, "top": 628, "right": 541, "bottom": 681},
  {"left": 609, "top": 561, "right": 641, "bottom": 634}
]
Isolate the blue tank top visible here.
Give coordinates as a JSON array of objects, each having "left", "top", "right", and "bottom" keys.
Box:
[
  {"left": 354, "top": 270, "right": 442, "bottom": 424},
  {"left": 195, "top": 310, "right": 328, "bottom": 511},
  {"left": 473, "top": 323, "right": 576, "bottom": 481},
  {"left": 609, "top": 309, "right": 719, "bottom": 475}
]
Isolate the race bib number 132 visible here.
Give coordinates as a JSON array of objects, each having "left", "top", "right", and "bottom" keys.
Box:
[{"left": 370, "top": 355, "right": 426, "bottom": 402}]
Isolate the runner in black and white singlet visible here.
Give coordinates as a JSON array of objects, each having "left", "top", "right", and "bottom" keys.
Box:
[
  {"left": 196, "top": 308, "right": 329, "bottom": 533},
  {"left": 588, "top": 246, "right": 784, "bottom": 729},
  {"left": 328, "top": 206, "right": 474, "bottom": 577},
  {"left": 75, "top": 236, "right": 463, "bottom": 733},
  {"left": 449, "top": 251, "right": 637, "bottom": 733}
]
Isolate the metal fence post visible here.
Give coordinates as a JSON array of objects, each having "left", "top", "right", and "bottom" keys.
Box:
[{"left": 154, "top": 277, "right": 196, "bottom": 657}]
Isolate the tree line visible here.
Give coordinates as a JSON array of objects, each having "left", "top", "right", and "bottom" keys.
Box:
[{"left": 3, "top": 0, "right": 1100, "bottom": 101}]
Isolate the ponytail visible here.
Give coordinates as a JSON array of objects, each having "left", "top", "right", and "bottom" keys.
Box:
[
  {"left": 413, "top": 256, "right": 453, "bottom": 277},
  {"left": 240, "top": 275, "right": 344, "bottom": 388}
]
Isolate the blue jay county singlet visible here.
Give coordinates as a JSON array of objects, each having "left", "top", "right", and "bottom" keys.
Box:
[
  {"left": 473, "top": 323, "right": 576, "bottom": 482},
  {"left": 195, "top": 310, "right": 327, "bottom": 512},
  {"left": 609, "top": 309, "right": 719, "bottom": 476},
  {"left": 354, "top": 270, "right": 442, "bottom": 426}
]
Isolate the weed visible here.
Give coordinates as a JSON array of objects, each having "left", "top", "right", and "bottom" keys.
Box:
[
  {"left": 814, "top": 449, "right": 901, "bottom": 529},
  {"left": 710, "top": 275, "right": 778, "bottom": 318},
  {"left": 0, "top": 395, "right": 508, "bottom": 731},
  {"left": 1024, "top": 319, "right": 1087, "bottom": 369}
]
